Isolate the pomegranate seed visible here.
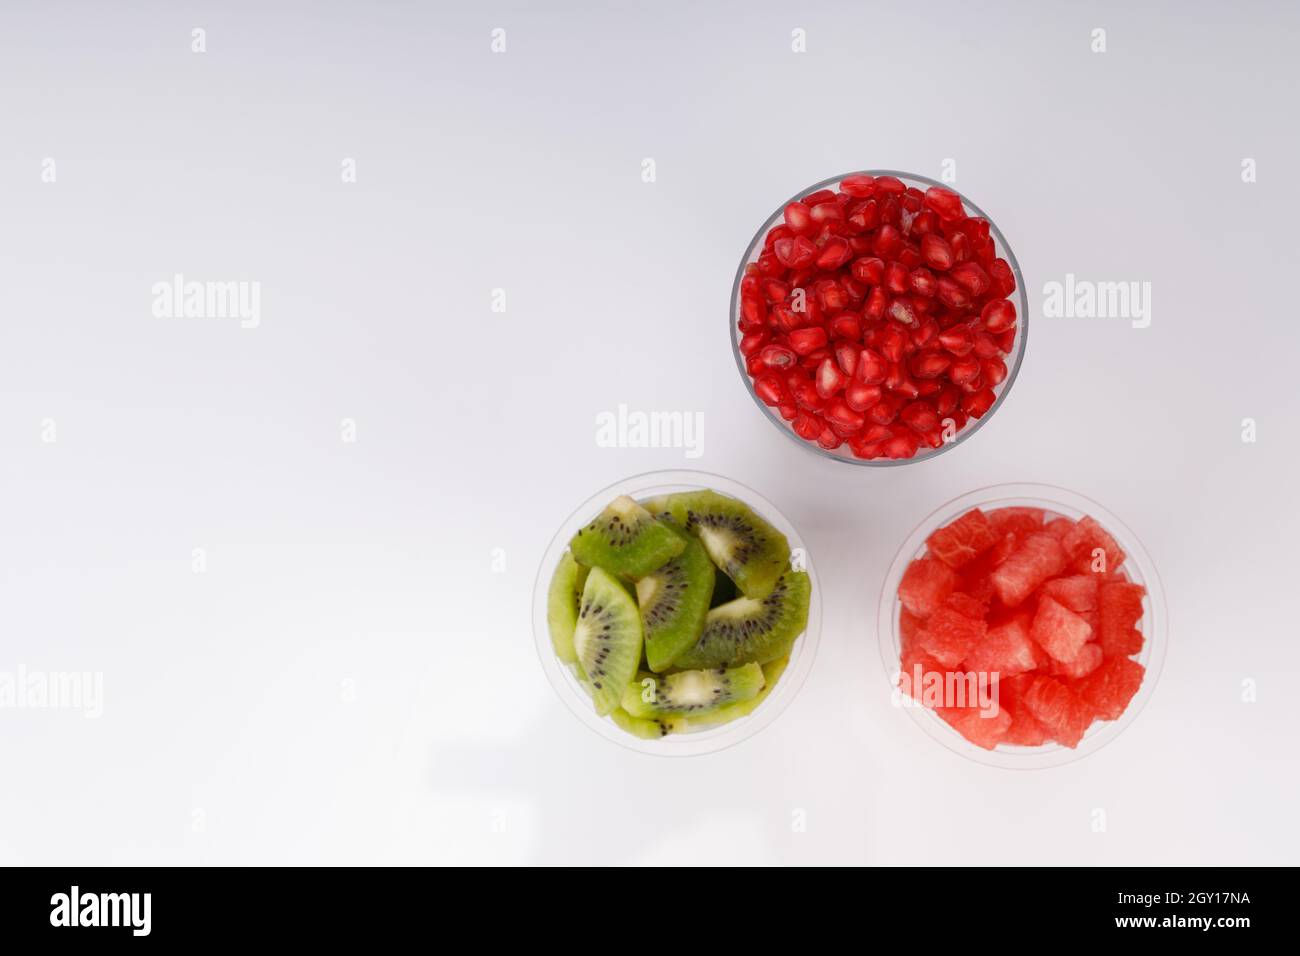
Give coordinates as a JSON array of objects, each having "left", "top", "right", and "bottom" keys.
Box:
[
  {"left": 758, "top": 344, "right": 797, "bottom": 369},
  {"left": 962, "top": 387, "right": 996, "bottom": 419},
  {"left": 753, "top": 373, "right": 789, "bottom": 407},
  {"left": 824, "top": 398, "right": 865, "bottom": 433},
  {"left": 809, "top": 200, "right": 844, "bottom": 224},
  {"left": 774, "top": 235, "right": 817, "bottom": 269},
  {"left": 874, "top": 176, "right": 905, "bottom": 196},
  {"left": 840, "top": 275, "right": 866, "bottom": 304},
  {"left": 934, "top": 385, "right": 960, "bottom": 415},
  {"left": 922, "top": 186, "right": 965, "bottom": 221},
  {"left": 800, "top": 348, "right": 829, "bottom": 372},
  {"left": 830, "top": 312, "right": 863, "bottom": 341},
  {"left": 972, "top": 332, "right": 1000, "bottom": 359},
  {"left": 883, "top": 427, "right": 919, "bottom": 459},
  {"left": 791, "top": 378, "right": 826, "bottom": 411},
  {"left": 848, "top": 200, "right": 880, "bottom": 233},
  {"left": 938, "top": 326, "right": 975, "bottom": 355},
  {"left": 885, "top": 363, "right": 920, "bottom": 399},
  {"left": 788, "top": 326, "right": 828, "bottom": 355},
  {"left": 948, "top": 353, "right": 982, "bottom": 386},
  {"left": 792, "top": 413, "right": 821, "bottom": 440},
  {"left": 920, "top": 233, "right": 954, "bottom": 271},
  {"left": 877, "top": 324, "right": 908, "bottom": 363},
  {"left": 783, "top": 201, "right": 814, "bottom": 235},
  {"left": 916, "top": 378, "right": 943, "bottom": 398},
  {"left": 949, "top": 261, "right": 990, "bottom": 296},
  {"left": 845, "top": 381, "right": 882, "bottom": 412},
  {"left": 739, "top": 330, "right": 768, "bottom": 355},
  {"left": 898, "top": 244, "right": 922, "bottom": 269},
  {"left": 764, "top": 279, "right": 791, "bottom": 302},
  {"left": 804, "top": 189, "right": 836, "bottom": 206},
  {"left": 816, "top": 427, "right": 843, "bottom": 450},
  {"left": 911, "top": 318, "right": 939, "bottom": 349},
  {"left": 867, "top": 395, "right": 900, "bottom": 425},
  {"left": 778, "top": 401, "right": 798, "bottom": 421},
  {"left": 995, "top": 328, "right": 1016, "bottom": 352},
  {"left": 911, "top": 210, "right": 939, "bottom": 236},
  {"left": 856, "top": 347, "right": 888, "bottom": 385},
  {"left": 864, "top": 286, "right": 887, "bottom": 321},
  {"left": 888, "top": 296, "right": 919, "bottom": 327},
  {"left": 989, "top": 258, "right": 1015, "bottom": 297},
  {"left": 900, "top": 400, "right": 940, "bottom": 433},
  {"left": 873, "top": 224, "right": 903, "bottom": 258},
  {"left": 981, "top": 298, "right": 1017, "bottom": 333},
  {"left": 816, "top": 237, "right": 851, "bottom": 270},
  {"left": 949, "top": 231, "right": 970, "bottom": 263},
  {"left": 840, "top": 174, "right": 876, "bottom": 197},
  {"left": 958, "top": 371, "right": 984, "bottom": 394},
  {"left": 852, "top": 257, "right": 886, "bottom": 285},
  {"left": 910, "top": 351, "right": 952, "bottom": 379},
  {"left": 816, "top": 357, "right": 847, "bottom": 398},
  {"left": 936, "top": 277, "right": 972, "bottom": 309},
  {"left": 982, "top": 356, "right": 1008, "bottom": 386},
  {"left": 885, "top": 261, "right": 908, "bottom": 294},
  {"left": 908, "top": 268, "right": 936, "bottom": 297},
  {"left": 835, "top": 344, "right": 858, "bottom": 377}
]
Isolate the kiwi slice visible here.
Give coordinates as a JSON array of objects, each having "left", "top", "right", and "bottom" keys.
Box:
[
  {"left": 710, "top": 568, "right": 739, "bottom": 607},
  {"left": 673, "top": 655, "right": 790, "bottom": 731},
  {"left": 636, "top": 534, "right": 714, "bottom": 672},
  {"left": 574, "top": 567, "right": 643, "bottom": 716},
  {"left": 621, "top": 662, "right": 765, "bottom": 718},
  {"left": 570, "top": 495, "right": 684, "bottom": 579},
  {"left": 656, "top": 490, "right": 790, "bottom": 598},
  {"left": 610, "top": 708, "right": 674, "bottom": 740},
  {"left": 546, "top": 552, "right": 589, "bottom": 664},
  {"left": 674, "top": 570, "right": 810, "bottom": 669}
]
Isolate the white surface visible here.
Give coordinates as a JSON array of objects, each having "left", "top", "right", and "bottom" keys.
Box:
[{"left": 1, "top": 1, "right": 1297, "bottom": 865}]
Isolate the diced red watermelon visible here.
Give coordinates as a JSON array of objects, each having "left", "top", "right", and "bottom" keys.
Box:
[
  {"left": 1045, "top": 517, "right": 1075, "bottom": 540},
  {"left": 918, "top": 602, "right": 987, "bottom": 668},
  {"left": 1074, "top": 656, "right": 1145, "bottom": 720},
  {"left": 926, "top": 508, "right": 999, "bottom": 569},
  {"left": 1039, "top": 574, "right": 1099, "bottom": 614},
  {"left": 987, "top": 507, "right": 1045, "bottom": 538},
  {"left": 898, "top": 556, "right": 956, "bottom": 618},
  {"left": 990, "top": 533, "right": 1069, "bottom": 607},
  {"left": 946, "top": 591, "right": 988, "bottom": 620},
  {"left": 899, "top": 608, "right": 924, "bottom": 658},
  {"left": 1098, "top": 581, "right": 1146, "bottom": 658},
  {"left": 1024, "top": 675, "right": 1092, "bottom": 748},
  {"left": 1062, "top": 515, "right": 1126, "bottom": 575},
  {"left": 1031, "top": 595, "right": 1094, "bottom": 663},
  {"left": 998, "top": 674, "right": 1051, "bottom": 747},
  {"left": 936, "top": 704, "right": 1012, "bottom": 750},
  {"left": 963, "top": 618, "right": 1038, "bottom": 678},
  {"left": 898, "top": 649, "right": 946, "bottom": 701},
  {"left": 1051, "top": 641, "right": 1103, "bottom": 678}
]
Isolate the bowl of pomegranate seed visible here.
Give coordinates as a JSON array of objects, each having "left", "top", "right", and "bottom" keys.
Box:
[{"left": 731, "top": 171, "right": 1028, "bottom": 464}]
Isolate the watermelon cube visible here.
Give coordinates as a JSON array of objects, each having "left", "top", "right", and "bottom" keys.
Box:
[
  {"left": 1098, "top": 581, "right": 1146, "bottom": 658},
  {"left": 1024, "top": 676, "right": 1092, "bottom": 748},
  {"left": 1031, "top": 595, "right": 1094, "bottom": 663},
  {"left": 1074, "top": 656, "right": 1146, "bottom": 721},
  {"left": 963, "top": 618, "right": 1038, "bottom": 678},
  {"left": 937, "top": 704, "right": 1013, "bottom": 750},
  {"left": 898, "top": 649, "right": 946, "bottom": 702},
  {"left": 1039, "top": 574, "right": 1099, "bottom": 614},
  {"left": 987, "top": 507, "right": 1045, "bottom": 538},
  {"left": 998, "top": 674, "right": 1051, "bottom": 747},
  {"left": 1045, "top": 517, "right": 1075, "bottom": 540},
  {"left": 899, "top": 608, "right": 924, "bottom": 658},
  {"left": 1051, "top": 641, "right": 1103, "bottom": 678},
  {"left": 1062, "top": 516, "right": 1126, "bottom": 575},
  {"left": 990, "top": 533, "right": 1069, "bottom": 607},
  {"left": 918, "top": 603, "right": 987, "bottom": 668},
  {"left": 899, "top": 556, "right": 957, "bottom": 618},
  {"left": 926, "top": 508, "right": 999, "bottom": 569}
]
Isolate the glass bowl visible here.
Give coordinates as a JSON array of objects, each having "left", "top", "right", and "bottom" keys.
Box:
[
  {"left": 730, "top": 169, "right": 1028, "bottom": 466},
  {"left": 877, "top": 483, "right": 1167, "bottom": 768},
  {"left": 533, "top": 470, "right": 821, "bottom": 756}
]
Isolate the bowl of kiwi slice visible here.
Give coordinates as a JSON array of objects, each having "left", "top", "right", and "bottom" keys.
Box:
[{"left": 534, "top": 470, "right": 820, "bottom": 755}]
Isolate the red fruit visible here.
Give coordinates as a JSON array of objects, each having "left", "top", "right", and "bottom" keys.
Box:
[
  {"left": 864, "top": 285, "right": 887, "bottom": 321},
  {"left": 899, "top": 400, "right": 940, "bottom": 434},
  {"left": 1062, "top": 516, "right": 1127, "bottom": 575},
  {"left": 965, "top": 618, "right": 1039, "bottom": 678},
  {"left": 938, "top": 326, "right": 975, "bottom": 356},
  {"left": 790, "top": 378, "right": 825, "bottom": 411},
  {"left": 840, "top": 174, "right": 876, "bottom": 197},
  {"left": 830, "top": 312, "right": 862, "bottom": 341},
  {"left": 792, "top": 413, "right": 821, "bottom": 440},
  {"left": 738, "top": 330, "right": 768, "bottom": 356},
  {"left": 867, "top": 394, "right": 900, "bottom": 425},
  {"left": 918, "top": 601, "right": 987, "bottom": 668},
  {"left": 1024, "top": 676, "right": 1091, "bottom": 748},
  {"left": 920, "top": 233, "right": 954, "bottom": 271},
  {"left": 949, "top": 261, "right": 990, "bottom": 296},
  {"left": 855, "top": 347, "right": 888, "bottom": 385},
  {"left": 758, "top": 344, "right": 797, "bottom": 369},
  {"left": 990, "top": 533, "right": 1069, "bottom": 607},
  {"left": 1040, "top": 575, "right": 1099, "bottom": 614},
  {"left": 824, "top": 398, "right": 865, "bottom": 433},
  {"left": 774, "top": 235, "right": 817, "bottom": 269},
  {"left": 962, "top": 387, "right": 996, "bottom": 419},
  {"left": 783, "top": 201, "right": 814, "bottom": 235},
  {"left": 809, "top": 199, "right": 844, "bottom": 224},
  {"left": 972, "top": 331, "right": 1000, "bottom": 359},
  {"left": 908, "top": 268, "right": 937, "bottom": 297},
  {"left": 989, "top": 258, "right": 1016, "bottom": 298},
  {"left": 927, "top": 508, "right": 999, "bottom": 569},
  {"left": 883, "top": 425, "right": 919, "bottom": 459},
  {"left": 888, "top": 296, "right": 919, "bottom": 327},
  {"left": 981, "top": 298, "right": 1017, "bottom": 333},
  {"left": 816, "top": 237, "right": 851, "bottom": 270},
  {"left": 1052, "top": 643, "right": 1103, "bottom": 679},
  {"left": 753, "top": 373, "right": 789, "bottom": 407},
  {"left": 936, "top": 276, "right": 972, "bottom": 309},
  {"left": 948, "top": 353, "right": 982, "bottom": 385},
  {"left": 816, "top": 357, "right": 847, "bottom": 398},
  {"left": 834, "top": 343, "right": 859, "bottom": 377},
  {"left": 933, "top": 384, "right": 960, "bottom": 415},
  {"left": 885, "top": 261, "right": 908, "bottom": 294},
  {"left": 852, "top": 256, "right": 886, "bottom": 285},
  {"left": 845, "top": 381, "right": 882, "bottom": 412},
  {"left": 815, "top": 426, "right": 843, "bottom": 450},
  {"left": 788, "top": 326, "right": 828, "bottom": 355},
  {"left": 873, "top": 224, "right": 903, "bottom": 258},
  {"left": 873, "top": 175, "right": 905, "bottom": 195},
  {"left": 1098, "top": 581, "right": 1146, "bottom": 658},
  {"left": 763, "top": 279, "right": 791, "bottom": 302},
  {"left": 910, "top": 351, "right": 951, "bottom": 379},
  {"left": 1032, "top": 596, "right": 1094, "bottom": 664},
  {"left": 981, "top": 356, "right": 1008, "bottom": 387},
  {"left": 936, "top": 705, "right": 1012, "bottom": 751},
  {"left": 876, "top": 324, "right": 908, "bottom": 363},
  {"left": 1074, "top": 657, "right": 1145, "bottom": 721},
  {"left": 922, "top": 185, "right": 965, "bottom": 221}
]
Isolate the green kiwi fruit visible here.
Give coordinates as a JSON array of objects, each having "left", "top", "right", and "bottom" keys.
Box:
[
  {"left": 709, "top": 568, "right": 739, "bottom": 607},
  {"left": 569, "top": 495, "right": 684, "bottom": 579},
  {"left": 573, "top": 566, "right": 643, "bottom": 715},
  {"left": 653, "top": 490, "right": 790, "bottom": 598},
  {"left": 620, "top": 662, "right": 765, "bottom": 718},
  {"left": 636, "top": 533, "right": 714, "bottom": 672},
  {"left": 546, "top": 552, "right": 589, "bottom": 664},
  {"left": 673, "top": 570, "right": 810, "bottom": 669},
  {"left": 671, "top": 656, "right": 789, "bottom": 731},
  {"left": 610, "top": 708, "right": 674, "bottom": 739}
]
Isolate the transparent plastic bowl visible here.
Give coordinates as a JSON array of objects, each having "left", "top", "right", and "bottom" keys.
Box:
[
  {"left": 877, "top": 483, "right": 1166, "bottom": 768},
  {"left": 730, "top": 170, "right": 1028, "bottom": 466},
  {"left": 533, "top": 470, "right": 821, "bottom": 756}
]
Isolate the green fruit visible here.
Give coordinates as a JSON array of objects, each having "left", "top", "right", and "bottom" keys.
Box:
[
  {"left": 656, "top": 490, "right": 790, "bottom": 598},
  {"left": 709, "top": 569, "right": 739, "bottom": 608},
  {"left": 546, "top": 552, "right": 589, "bottom": 664},
  {"left": 570, "top": 495, "right": 685, "bottom": 579},
  {"left": 637, "top": 535, "right": 714, "bottom": 672},
  {"left": 674, "top": 570, "right": 810, "bottom": 669},
  {"left": 610, "top": 708, "right": 674, "bottom": 740},
  {"left": 672, "top": 656, "right": 790, "bottom": 730},
  {"left": 574, "top": 567, "right": 643, "bottom": 716},
  {"left": 621, "top": 662, "right": 765, "bottom": 718}
]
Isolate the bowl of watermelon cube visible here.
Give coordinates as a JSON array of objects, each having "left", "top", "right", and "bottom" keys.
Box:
[
  {"left": 732, "top": 171, "right": 1026, "bottom": 464},
  {"left": 879, "top": 483, "right": 1166, "bottom": 768},
  {"left": 535, "top": 470, "right": 820, "bottom": 756}
]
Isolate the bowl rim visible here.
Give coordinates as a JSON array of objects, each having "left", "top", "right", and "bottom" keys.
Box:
[
  {"left": 876, "top": 482, "right": 1168, "bottom": 769},
  {"left": 533, "top": 468, "right": 822, "bottom": 757},
  {"left": 729, "top": 169, "right": 1029, "bottom": 467}
]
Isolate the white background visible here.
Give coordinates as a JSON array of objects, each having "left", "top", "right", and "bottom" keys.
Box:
[{"left": 1, "top": 1, "right": 1297, "bottom": 865}]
